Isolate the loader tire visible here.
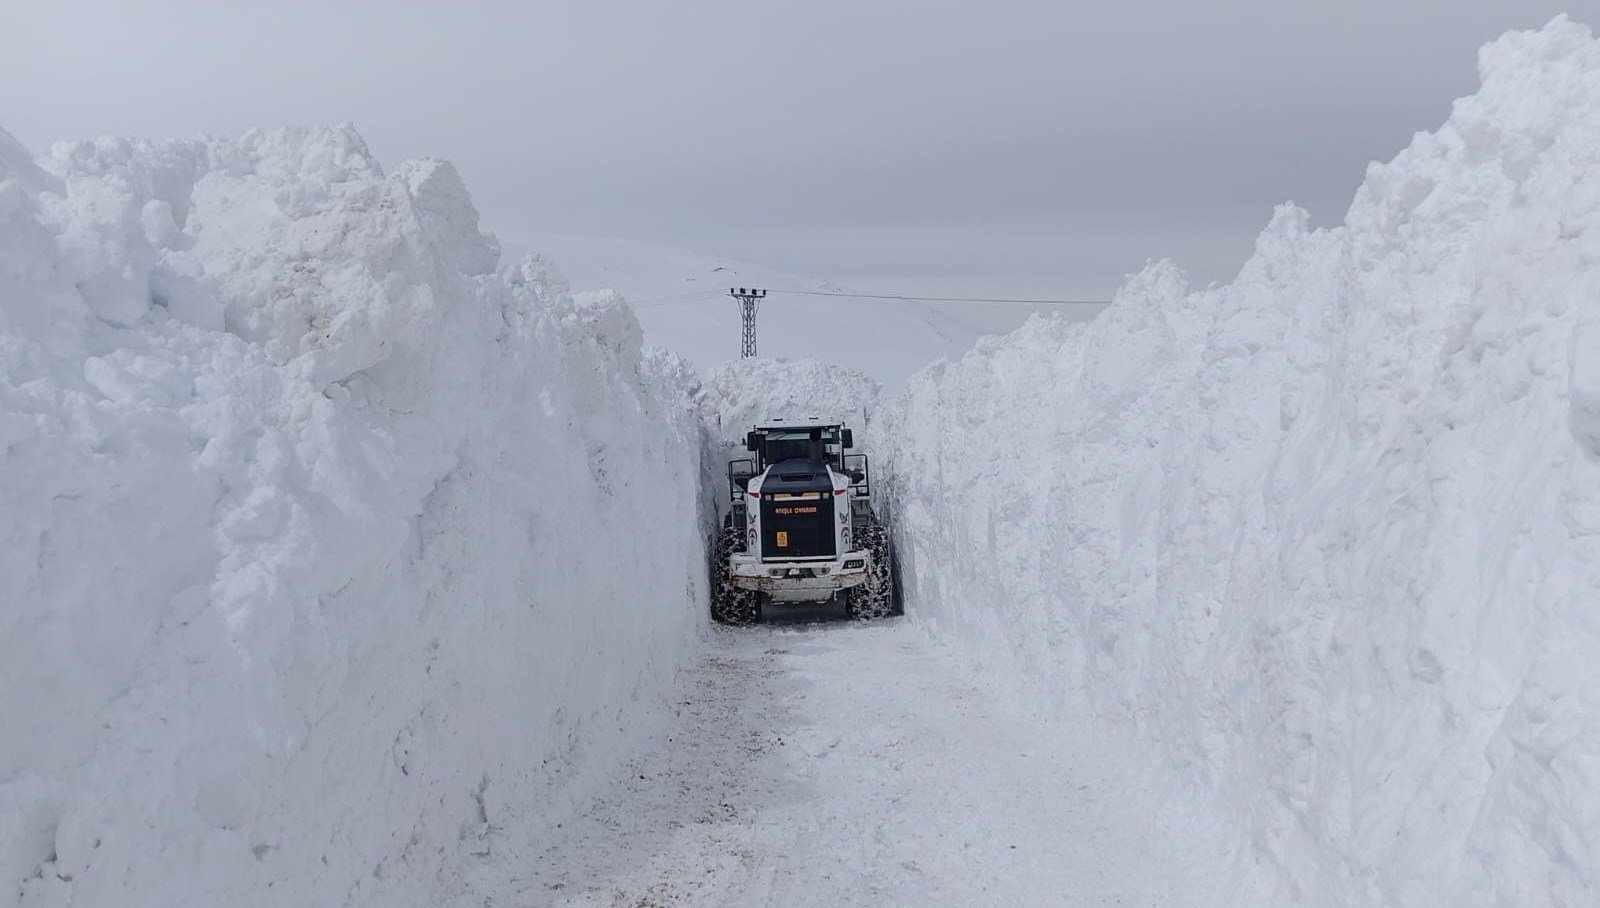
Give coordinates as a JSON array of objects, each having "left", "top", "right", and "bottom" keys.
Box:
[
  {"left": 845, "top": 524, "right": 894, "bottom": 621},
  {"left": 710, "top": 526, "right": 762, "bottom": 626},
  {"left": 889, "top": 540, "right": 905, "bottom": 616}
]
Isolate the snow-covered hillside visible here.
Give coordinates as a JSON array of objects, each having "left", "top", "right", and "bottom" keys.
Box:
[
  {"left": 518, "top": 232, "right": 980, "bottom": 386},
  {"left": 883, "top": 17, "right": 1600, "bottom": 906},
  {"left": 0, "top": 126, "right": 705, "bottom": 907}
]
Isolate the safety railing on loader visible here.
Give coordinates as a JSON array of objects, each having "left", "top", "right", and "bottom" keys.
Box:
[
  {"left": 728, "top": 458, "right": 756, "bottom": 504},
  {"left": 727, "top": 458, "right": 756, "bottom": 537}
]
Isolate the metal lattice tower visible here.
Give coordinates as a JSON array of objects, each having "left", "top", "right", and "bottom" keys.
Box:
[{"left": 730, "top": 287, "right": 766, "bottom": 358}]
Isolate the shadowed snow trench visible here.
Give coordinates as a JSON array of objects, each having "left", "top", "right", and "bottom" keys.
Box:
[{"left": 452, "top": 609, "right": 1196, "bottom": 907}]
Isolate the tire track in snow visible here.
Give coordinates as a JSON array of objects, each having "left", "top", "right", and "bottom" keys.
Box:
[{"left": 456, "top": 613, "right": 1198, "bottom": 906}]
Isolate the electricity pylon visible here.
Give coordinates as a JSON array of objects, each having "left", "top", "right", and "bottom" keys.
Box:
[{"left": 730, "top": 287, "right": 766, "bottom": 358}]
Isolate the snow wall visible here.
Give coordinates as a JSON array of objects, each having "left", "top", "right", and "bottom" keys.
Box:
[
  {"left": 883, "top": 18, "right": 1600, "bottom": 907},
  {"left": 0, "top": 126, "right": 707, "bottom": 906}
]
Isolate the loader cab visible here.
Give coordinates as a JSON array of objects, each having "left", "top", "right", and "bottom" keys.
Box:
[
  {"left": 728, "top": 421, "right": 870, "bottom": 532},
  {"left": 745, "top": 424, "right": 853, "bottom": 471}
]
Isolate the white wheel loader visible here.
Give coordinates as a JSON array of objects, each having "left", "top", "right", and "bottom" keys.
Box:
[{"left": 710, "top": 420, "right": 898, "bottom": 625}]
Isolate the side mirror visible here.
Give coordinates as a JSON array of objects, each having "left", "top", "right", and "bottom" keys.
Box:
[
  {"left": 840, "top": 429, "right": 854, "bottom": 449},
  {"left": 745, "top": 431, "right": 760, "bottom": 452}
]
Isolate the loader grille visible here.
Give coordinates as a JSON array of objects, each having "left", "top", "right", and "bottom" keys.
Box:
[{"left": 761, "top": 492, "right": 836, "bottom": 559}]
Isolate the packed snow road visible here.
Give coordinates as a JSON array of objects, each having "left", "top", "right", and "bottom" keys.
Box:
[{"left": 448, "top": 606, "right": 1201, "bottom": 907}]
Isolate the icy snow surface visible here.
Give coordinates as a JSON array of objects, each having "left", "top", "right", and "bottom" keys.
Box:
[
  {"left": 440, "top": 613, "right": 1206, "bottom": 906},
  {"left": 882, "top": 17, "right": 1600, "bottom": 907},
  {"left": 0, "top": 126, "right": 706, "bottom": 906}
]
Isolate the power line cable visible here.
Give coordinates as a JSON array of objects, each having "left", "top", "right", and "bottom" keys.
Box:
[
  {"left": 626, "top": 289, "right": 712, "bottom": 305},
  {"left": 628, "top": 290, "right": 722, "bottom": 309},
  {"left": 770, "top": 289, "right": 1111, "bottom": 305},
  {"left": 624, "top": 286, "right": 1112, "bottom": 311}
]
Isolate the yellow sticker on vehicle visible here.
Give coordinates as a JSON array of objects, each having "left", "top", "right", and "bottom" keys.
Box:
[{"left": 776, "top": 531, "right": 789, "bottom": 547}]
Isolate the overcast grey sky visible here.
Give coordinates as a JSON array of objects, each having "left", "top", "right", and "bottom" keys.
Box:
[{"left": 3, "top": 0, "right": 1586, "bottom": 325}]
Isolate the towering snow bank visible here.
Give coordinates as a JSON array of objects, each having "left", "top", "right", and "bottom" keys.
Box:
[
  {"left": 0, "top": 126, "right": 706, "bottom": 907},
  {"left": 884, "top": 17, "right": 1600, "bottom": 907}
]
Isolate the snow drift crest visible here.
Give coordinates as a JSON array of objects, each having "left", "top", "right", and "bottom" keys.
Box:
[
  {"left": 1, "top": 125, "right": 705, "bottom": 907},
  {"left": 697, "top": 357, "right": 881, "bottom": 442},
  {"left": 885, "top": 16, "right": 1600, "bottom": 907}
]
